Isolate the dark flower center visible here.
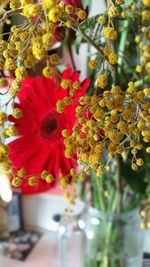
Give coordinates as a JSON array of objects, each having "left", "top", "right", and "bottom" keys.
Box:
[{"left": 40, "top": 112, "right": 59, "bottom": 139}]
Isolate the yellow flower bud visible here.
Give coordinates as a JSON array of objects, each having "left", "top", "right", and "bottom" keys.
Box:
[
  {"left": 28, "top": 176, "right": 37, "bottom": 186},
  {"left": 48, "top": 7, "right": 61, "bottom": 22},
  {"left": 0, "top": 112, "right": 7, "bottom": 126},
  {"left": 97, "top": 15, "right": 106, "bottom": 25},
  {"left": 65, "top": 4, "right": 74, "bottom": 15},
  {"left": 42, "top": 0, "right": 56, "bottom": 9},
  {"left": 17, "top": 168, "right": 26, "bottom": 177},
  {"left": 98, "top": 73, "right": 108, "bottom": 88},
  {"left": 13, "top": 108, "right": 23, "bottom": 119},
  {"left": 42, "top": 66, "right": 56, "bottom": 78},
  {"left": 46, "top": 174, "right": 54, "bottom": 183},
  {"left": 12, "top": 177, "right": 22, "bottom": 187}
]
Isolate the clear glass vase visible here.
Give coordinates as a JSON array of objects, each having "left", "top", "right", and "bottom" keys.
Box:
[
  {"left": 58, "top": 200, "right": 86, "bottom": 267},
  {"left": 84, "top": 207, "right": 143, "bottom": 267}
]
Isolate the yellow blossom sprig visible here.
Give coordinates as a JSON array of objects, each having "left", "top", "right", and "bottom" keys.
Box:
[
  {"left": 11, "top": 166, "right": 78, "bottom": 204},
  {"left": 59, "top": 80, "right": 150, "bottom": 176}
]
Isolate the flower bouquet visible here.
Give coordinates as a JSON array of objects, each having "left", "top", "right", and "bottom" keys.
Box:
[{"left": 0, "top": 0, "right": 150, "bottom": 266}]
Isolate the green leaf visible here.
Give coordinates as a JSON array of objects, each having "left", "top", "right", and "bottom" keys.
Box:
[
  {"left": 80, "top": 15, "right": 100, "bottom": 31},
  {"left": 74, "top": 32, "right": 83, "bottom": 54},
  {"left": 74, "top": 15, "right": 102, "bottom": 54},
  {"left": 79, "top": 15, "right": 103, "bottom": 44},
  {"left": 120, "top": 161, "right": 147, "bottom": 195}
]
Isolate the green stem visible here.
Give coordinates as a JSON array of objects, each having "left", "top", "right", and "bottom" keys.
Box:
[
  {"left": 68, "top": 43, "right": 76, "bottom": 70},
  {"left": 77, "top": 180, "right": 85, "bottom": 201},
  {"left": 93, "top": 173, "right": 105, "bottom": 211},
  {"left": 100, "top": 195, "right": 119, "bottom": 267},
  {"left": 135, "top": 75, "right": 150, "bottom": 87},
  {"left": 114, "top": 159, "right": 122, "bottom": 213},
  {"left": 93, "top": 178, "right": 100, "bottom": 210},
  {"left": 0, "top": 8, "right": 23, "bottom": 22},
  {"left": 118, "top": 19, "right": 130, "bottom": 74}
]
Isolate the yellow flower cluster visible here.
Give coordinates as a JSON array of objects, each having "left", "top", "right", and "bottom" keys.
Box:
[
  {"left": 23, "top": 4, "right": 42, "bottom": 19},
  {"left": 0, "top": 143, "right": 12, "bottom": 174},
  {"left": 108, "top": 4, "right": 118, "bottom": 18},
  {"left": 56, "top": 79, "right": 83, "bottom": 113},
  {"left": 98, "top": 73, "right": 108, "bottom": 88},
  {"left": 42, "top": 0, "right": 56, "bottom": 9},
  {"left": 41, "top": 170, "right": 54, "bottom": 183},
  {"left": 0, "top": 0, "right": 87, "bottom": 108},
  {"left": 103, "top": 27, "right": 118, "bottom": 40},
  {"left": 11, "top": 168, "right": 56, "bottom": 188},
  {"left": 88, "top": 59, "right": 98, "bottom": 69},
  {"left": 61, "top": 82, "right": 149, "bottom": 175},
  {"left": 4, "top": 125, "right": 18, "bottom": 137},
  {"left": 134, "top": 1, "right": 150, "bottom": 75},
  {"left": 108, "top": 52, "right": 118, "bottom": 65}
]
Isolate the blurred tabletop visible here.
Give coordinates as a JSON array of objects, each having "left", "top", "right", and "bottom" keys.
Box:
[
  {"left": 0, "top": 231, "right": 59, "bottom": 267},
  {"left": 0, "top": 229, "right": 150, "bottom": 267}
]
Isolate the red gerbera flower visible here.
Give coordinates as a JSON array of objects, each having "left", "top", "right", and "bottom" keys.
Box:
[
  {"left": 59, "top": 0, "right": 83, "bottom": 8},
  {"left": 8, "top": 69, "right": 90, "bottom": 194}
]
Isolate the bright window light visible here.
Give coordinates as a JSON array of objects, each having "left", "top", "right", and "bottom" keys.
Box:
[{"left": 0, "top": 172, "right": 12, "bottom": 202}]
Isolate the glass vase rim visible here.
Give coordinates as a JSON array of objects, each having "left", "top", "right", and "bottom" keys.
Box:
[{"left": 88, "top": 206, "right": 140, "bottom": 220}]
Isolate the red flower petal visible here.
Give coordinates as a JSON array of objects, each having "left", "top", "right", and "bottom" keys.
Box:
[{"left": 8, "top": 70, "right": 90, "bottom": 194}]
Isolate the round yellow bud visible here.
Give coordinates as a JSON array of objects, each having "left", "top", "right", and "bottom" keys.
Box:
[
  {"left": 108, "top": 52, "right": 118, "bottom": 65},
  {"left": 17, "top": 168, "right": 26, "bottom": 177},
  {"left": 146, "top": 147, "right": 150, "bottom": 153},
  {"left": 28, "top": 176, "right": 37, "bottom": 186},
  {"left": 12, "top": 177, "right": 22, "bottom": 187},
  {"left": 49, "top": 54, "right": 60, "bottom": 64},
  {"left": 13, "top": 108, "right": 23, "bottom": 119},
  {"left": 79, "top": 173, "right": 87, "bottom": 181},
  {"left": 98, "top": 73, "right": 108, "bottom": 88},
  {"left": 60, "top": 79, "right": 72, "bottom": 89},
  {"left": 97, "top": 15, "right": 106, "bottom": 25},
  {"left": 42, "top": 66, "right": 55, "bottom": 77},
  {"left": 0, "top": 112, "right": 7, "bottom": 126},
  {"left": 131, "top": 163, "right": 138, "bottom": 171},
  {"left": 62, "top": 129, "right": 69, "bottom": 137},
  {"left": 46, "top": 174, "right": 54, "bottom": 183},
  {"left": 136, "top": 65, "right": 142, "bottom": 73},
  {"left": 48, "top": 7, "right": 61, "bottom": 22},
  {"left": 65, "top": 4, "right": 74, "bottom": 15},
  {"left": 66, "top": 20, "right": 74, "bottom": 28},
  {"left": 136, "top": 158, "right": 144, "bottom": 167},
  {"left": 42, "top": 0, "right": 56, "bottom": 9},
  {"left": 76, "top": 10, "right": 86, "bottom": 20},
  {"left": 41, "top": 170, "right": 49, "bottom": 180},
  {"left": 88, "top": 59, "right": 98, "bottom": 69}
]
